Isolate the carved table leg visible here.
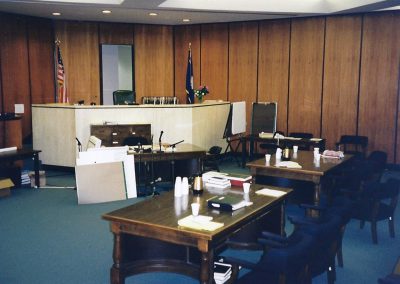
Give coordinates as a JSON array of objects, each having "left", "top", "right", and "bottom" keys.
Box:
[
  {"left": 111, "top": 231, "right": 125, "bottom": 284},
  {"left": 200, "top": 250, "right": 214, "bottom": 284}
]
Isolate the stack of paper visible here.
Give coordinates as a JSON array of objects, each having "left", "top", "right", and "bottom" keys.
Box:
[
  {"left": 177, "top": 215, "right": 224, "bottom": 231},
  {"left": 214, "top": 261, "right": 232, "bottom": 284},
  {"left": 206, "top": 176, "right": 231, "bottom": 189},
  {"left": 275, "top": 161, "right": 302, "bottom": 168},
  {"left": 256, "top": 188, "right": 287, "bottom": 197}
]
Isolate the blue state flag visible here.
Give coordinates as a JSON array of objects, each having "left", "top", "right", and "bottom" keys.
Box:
[{"left": 185, "top": 48, "right": 194, "bottom": 104}]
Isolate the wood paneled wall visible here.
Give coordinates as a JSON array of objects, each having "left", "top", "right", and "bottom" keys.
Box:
[{"left": 0, "top": 11, "right": 399, "bottom": 163}]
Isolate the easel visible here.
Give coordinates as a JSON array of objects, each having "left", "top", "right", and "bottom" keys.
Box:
[{"left": 222, "top": 102, "right": 246, "bottom": 167}]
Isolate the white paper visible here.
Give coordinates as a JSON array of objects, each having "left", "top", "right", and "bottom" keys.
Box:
[{"left": 256, "top": 188, "right": 286, "bottom": 197}]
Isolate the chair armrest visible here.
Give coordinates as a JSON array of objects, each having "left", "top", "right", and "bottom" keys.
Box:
[
  {"left": 261, "top": 231, "right": 288, "bottom": 243},
  {"left": 220, "top": 256, "right": 258, "bottom": 270},
  {"left": 257, "top": 237, "right": 288, "bottom": 248}
]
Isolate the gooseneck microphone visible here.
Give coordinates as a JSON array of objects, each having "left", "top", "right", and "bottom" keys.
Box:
[{"left": 75, "top": 137, "right": 82, "bottom": 152}]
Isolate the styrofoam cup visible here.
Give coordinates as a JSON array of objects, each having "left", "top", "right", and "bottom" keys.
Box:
[
  {"left": 191, "top": 203, "right": 200, "bottom": 216},
  {"left": 243, "top": 182, "right": 251, "bottom": 193}
]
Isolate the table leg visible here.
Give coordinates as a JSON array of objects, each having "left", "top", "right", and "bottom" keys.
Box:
[
  {"left": 241, "top": 137, "right": 246, "bottom": 168},
  {"left": 200, "top": 250, "right": 214, "bottom": 284},
  {"left": 111, "top": 232, "right": 125, "bottom": 284},
  {"left": 33, "top": 152, "right": 40, "bottom": 188}
]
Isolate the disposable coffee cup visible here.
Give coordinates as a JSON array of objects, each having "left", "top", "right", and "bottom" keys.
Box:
[
  {"left": 265, "top": 154, "right": 271, "bottom": 162},
  {"left": 243, "top": 182, "right": 251, "bottom": 193},
  {"left": 293, "top": 145, "right": 298, "bottom": 153},
  {"left": 191, "top": 203, "right": 200, "bottom": 216}
]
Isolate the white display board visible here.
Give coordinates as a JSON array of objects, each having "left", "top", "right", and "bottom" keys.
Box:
[{"left": 231, "top": 101, "right": 246, "bottom": 135}]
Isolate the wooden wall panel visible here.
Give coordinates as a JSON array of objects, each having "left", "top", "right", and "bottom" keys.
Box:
[
  {"left": 228, "top": 22, "right": 258, "bottom": 134},
  {"left": 322, "top": 16, "right": 362, "bottom": 150},
  {"left": 28, "top": 17, "right": 55, "bottom": 104},
  {"left": 200, "top": 24, "right": 229, "bottom": 102},
  {"left": 134, "top": 24, "right": 173, "bottom": 102},
  {"left": 55, "top": 21, "right": 100, "bottom": 104},
  {"left": 174, "top": 25, "right": 201, "bottom": 104},
  {"left": 99, "top": 23, "right": 134, "bottom": 44},
  {"left": 288, "top": 17, "right": 325, "bottom": 137},
  {"left": 359, "top": 12, "right": 400, "bottom": 163},
  {"left": 0, "top": 14, "right": 31, "bottom": 139},
  {"left": 258, "top": 20, "right": 290, "bottom": 134}
]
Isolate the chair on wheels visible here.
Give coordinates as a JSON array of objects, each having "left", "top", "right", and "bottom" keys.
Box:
[
  {"left": 259, "top": 131, "right": 285, "bottom": 155},
  {"left": 335, "top": 135, "right": 368, "bottom": 160},
  {"left": 289, "top": 132, "right": 313, "bottom": 150},
  {"left": 203, "top": 146, "right": 222, "bottom": 172},
  {"left": 367, "top": 150, "right": 388, "bottom": 181},
  {"left": 113, "top": 90, "right": 136, "bottom": 105},
  {"left": 351, "top": 178, "right": 400, "bottom": 244}
]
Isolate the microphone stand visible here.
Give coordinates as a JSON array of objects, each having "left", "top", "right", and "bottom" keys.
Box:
[
  {"left": 150, "top": 135, "right": 160, "bottom": 196},
  {"left": 75, "top": 137, "right": 82, "bottom": 152},
  {"left": 167, "top": 140, "right": 184, "bottom": 187}
]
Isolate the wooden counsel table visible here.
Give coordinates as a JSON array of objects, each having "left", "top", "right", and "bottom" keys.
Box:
[
  {"left": 240, "top": 135, "right": 326, "bottom": 167},
  {"left": 131, "top": 143, "right": 206, "bottom": 187},
  {"left": 103, "top": 184, "right": 291, "bottom": 284},
  {"left": 247, "top": 151, "right": 353, "bottom": 203}
]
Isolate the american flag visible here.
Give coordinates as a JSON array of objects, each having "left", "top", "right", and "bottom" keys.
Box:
[{"left": 56, "top": 44, "right": 68, "bottom": 103}]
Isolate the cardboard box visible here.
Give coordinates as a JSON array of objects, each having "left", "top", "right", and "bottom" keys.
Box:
[
  {"left": 28, "top": 171, "right": 46, "bottom": 187},
  {"left": 0, "top": 179, "right": 14, "bottom": 198}
]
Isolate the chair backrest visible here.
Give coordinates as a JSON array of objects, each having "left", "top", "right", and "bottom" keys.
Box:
[
  {"left": 336, "top": 135, "right": 368, "bottom": 157},
  {"left": 123, "top": 136, "right": 149, "bottom": 146},
  {"left": 113, "top": 90, "right": 135, "bottom": 105},
  {"left": 208, "top": 146, "right": 222, "bottom": 155},
  {"left": 289, "top": 132, "right": 313, "bottom": 139}
]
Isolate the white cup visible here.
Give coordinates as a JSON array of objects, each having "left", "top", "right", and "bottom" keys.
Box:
[
  {"left": 181, "top": 177, "right": 189, "bottom": 195},
  {"left": 191, "top": 203, "right": 200, "bottom": 216},
  {"left": 314, "top": 153, "right": 321, "bottom": 160},
  {"left": 276, "top": 153, "right": 282, "bottom": 160},
  {"left": 265, "top": 154, "right": 271, "bottom": 162},
  {"left": 243, "top": 182, "right": 251, "bottom": 193},
  {"left": 314, "top": 147, "right": 319, "bottom": 153},
  {"left": 174, "top": 176, "right": 182, "bottom": 197},
  {"left": 293, "top": 145, "right": 298, "bottom": 153}
]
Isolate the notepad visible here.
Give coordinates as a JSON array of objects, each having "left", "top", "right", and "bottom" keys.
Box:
[
  {"left": 256, "top": 188, "right": 287, "bottom": 197},
  {"left": 178, "top": 215, "right": 224, "bottom": 231},
  {"left": 275, "top": 161, "right": 302, "bottom": 168}
]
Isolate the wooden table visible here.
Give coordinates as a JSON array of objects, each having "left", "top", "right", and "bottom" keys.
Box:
[
  {"left": 240, "top": 135, "right": 326, "bottom": 167},
  {"left": 0, "top": 148, "right": 42, "bottom": 187},
  {"left": 247, "top": 151, "right": 353, "bottom": 203},
  {"left": 102, "top": 184, "right": 291, "bottom": 284},
  {"left": 131, "top": 143, "right": 206, "bottom": 187}
]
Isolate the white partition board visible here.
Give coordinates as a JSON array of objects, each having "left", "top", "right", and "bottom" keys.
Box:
[
  {"left": 231, "top": 101, "right": 246, "bottom": 135},
  {"left": 77, "top": 146, "right": 137, "bottom": 198},
  {"left": 75, "top": 161, "right": 127, "bottom": 204}
]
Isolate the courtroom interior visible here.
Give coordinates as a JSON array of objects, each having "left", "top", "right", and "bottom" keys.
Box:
[{"left": 0, "top": 1, "right": 400, "bottom": 284}]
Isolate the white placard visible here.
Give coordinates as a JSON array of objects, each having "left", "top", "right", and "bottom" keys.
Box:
[{"left": 231, "top": 101, "right": 246, "bottom": 135}]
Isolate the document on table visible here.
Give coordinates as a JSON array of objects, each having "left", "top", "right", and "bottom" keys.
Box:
[
  {"left": 255, "top": 188, "right": 287, "bottom": 197},
  {"left": 178, "top": 215, "right": 224, "bottom": 231},
  {"left": 275, "top": 161, "right": 302, "bottom": 168}
]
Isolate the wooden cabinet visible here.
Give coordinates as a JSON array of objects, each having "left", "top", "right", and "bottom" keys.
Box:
[{"left": 90, "top": 124, "right": 151, "bottom": 147}]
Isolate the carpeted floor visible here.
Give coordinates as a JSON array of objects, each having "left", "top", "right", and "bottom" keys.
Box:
[{"left": 0, "top": 159, "right": 399, "bottom": 284}]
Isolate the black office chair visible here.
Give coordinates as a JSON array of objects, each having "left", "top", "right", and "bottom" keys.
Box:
[
  {"left": 289, "top": 132, "right": 313, "bottom": 150},
  {"left": 336, "top": 135, "right": 368, "bottom": 160},
  {"left": 123, "top": 136, "right": 149, "bottom": 148},
  {"left": 203, "top": 146, "right": 222, "bottom": 172},
  {"left": 259, "top": 131, "right": 285, "bottom": 155},
  {"left": 351, "top": 178, "right": 400, "bottom": 244},
  {"left": 223, "top": 229, "right": 315, "bottom": 284},
  {"left": 113, "top": 90, "right": 136, "bottom": 105}
]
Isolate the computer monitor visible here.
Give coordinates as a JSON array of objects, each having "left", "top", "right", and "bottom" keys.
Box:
[{"left": 86, "top": 136, "right": 102, "bottom": 150}]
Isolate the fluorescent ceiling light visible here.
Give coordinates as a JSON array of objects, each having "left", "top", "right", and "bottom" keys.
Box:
[
  {"left": 102, "top": 10, "right": 112, "bottom": 14},
  {"left": 52, "top": 12, "right": 61, "bottom": 15},
  {"left": 149, "top": 12, "right": 158, "bottom": 16}
]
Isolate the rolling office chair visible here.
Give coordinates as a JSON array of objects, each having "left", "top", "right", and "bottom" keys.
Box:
[
  {"left": 289, "top": 132, "right": 313, "bottom": 150},
  {"left": 113, "top": 90, "right": 136, "bottom": 105}
]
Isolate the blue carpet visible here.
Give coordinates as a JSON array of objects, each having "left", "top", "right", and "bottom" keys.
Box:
[{"left": 0, "top": 164, "right": 399, "bottom": 284}]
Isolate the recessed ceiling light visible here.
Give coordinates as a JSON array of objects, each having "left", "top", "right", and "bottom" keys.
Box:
[
  {"left": 149, "top": 12, "right": 158, "bottom": 16},
  {"left": 102, "top": 10, "right": 112, "bottom": 14},
  {"left": 182, "top": 18, "right": 190, "bottom": 22},
  {"left": 52, "top": 12, "right": 61, "bottom": 16}
]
